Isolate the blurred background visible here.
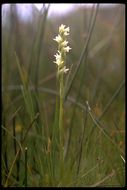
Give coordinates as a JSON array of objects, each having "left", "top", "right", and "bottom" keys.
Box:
[
  {"left": 2, "top": 4, "right": 125, "bottom": 187},
  {"left": 2, "top": 3, "right": 125, "bottom": 126}
]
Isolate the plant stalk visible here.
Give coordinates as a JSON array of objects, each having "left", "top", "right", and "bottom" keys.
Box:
[{"left": 59, "top": 73, "right": 64, "bottom": 181}]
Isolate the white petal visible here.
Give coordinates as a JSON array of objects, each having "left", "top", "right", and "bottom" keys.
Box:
[
  {"left": 53, "top": 35, "right": 62, "bottom": 43},
  {"left": 59, "top": 24, "right": 66, "bottom": 33},
  {"left": 64, "top": 46, "right": 71, "bottom": 52}
]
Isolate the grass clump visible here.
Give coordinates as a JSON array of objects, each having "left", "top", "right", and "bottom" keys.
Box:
[{"left": 2, "top": 4, "right": 125, "bottom": 187}]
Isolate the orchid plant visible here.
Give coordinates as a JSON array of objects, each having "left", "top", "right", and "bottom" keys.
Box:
[{"left": 53, "top": 24, "right": 71, "bottom": 179}]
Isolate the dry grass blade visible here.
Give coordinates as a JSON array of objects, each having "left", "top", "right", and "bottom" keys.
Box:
[{"left": 90, "top": 170, "right": 115, "bottom": 187}]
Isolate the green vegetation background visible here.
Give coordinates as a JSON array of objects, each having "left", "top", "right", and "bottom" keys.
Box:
[{"left": 2, "top": 4, "right": 125, "bottom": 187}]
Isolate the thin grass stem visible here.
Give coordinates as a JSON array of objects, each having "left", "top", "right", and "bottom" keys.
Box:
[
  {"left": 4, "top": 113, "right": 39, "bottom": 187},
  {"left": 76, "top": 107, "right": 88, "bottom": 177},
  {"left": 90, "top": 170, "right": 115, "bottom": 187},
  {"left": 12, "top": 117, "right": 20, "bottom": 182},
  {"left": 24, "top": 147, "right": 28, "bottom": 187}
]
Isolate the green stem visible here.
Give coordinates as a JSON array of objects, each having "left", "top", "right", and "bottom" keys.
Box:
[{"left": 59, "top": 73, "right": 64, "bottom": 181}]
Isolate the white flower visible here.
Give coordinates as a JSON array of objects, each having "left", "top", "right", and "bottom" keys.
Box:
[
  {"left": 54, "top": 52, "right": 63, "bottom": 66},
  {"left": 64, "top": 67, "right": 69, "bottom": 73},
  {"left": 53, "top": 34, "right": 63, "bottom": 43},
  {"left": 64, "top": 27, "right": 70, "bottom": 36},
  {"left": 54, "top": 52, "right": 61, "bottom": 59},
  {"left": 59, "top": 24, "right": 66, "bottom": 33},
  {"left": 54, "top": 60, "right": 63, "bottom": 66},
  {"left": 59, "top": 66, "right": 69, "bottom": 74},
  {"left": 64, "top": 46, "right": 71, "bottom": 52},
  {"left": 54, "top": 59, "right": 63, "bottom": 66},
  {"left": 59, "top": 24, "right": 70, "bottom": 36}
]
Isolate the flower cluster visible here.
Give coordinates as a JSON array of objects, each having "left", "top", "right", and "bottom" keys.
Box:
[{"left": 53, "top": 24, "right": 71, "bottom": 75}]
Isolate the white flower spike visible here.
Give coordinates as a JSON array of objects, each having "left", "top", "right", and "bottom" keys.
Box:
[
  {"left": 53, "top": 24, "right": 72, "bottom": 171},
  {"left": 53, "top": 24, "right": 71, "bottom": 75}
]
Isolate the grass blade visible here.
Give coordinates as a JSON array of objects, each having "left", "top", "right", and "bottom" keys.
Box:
[
  {"left": 4, "top": 113, "right": 39, "bottom": 187},
  {"left": 64, "top": 4, "right": 99, "bottom": 102},
  {"left": 24, "top": 147, "right": 28, "bottom": 187}
]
